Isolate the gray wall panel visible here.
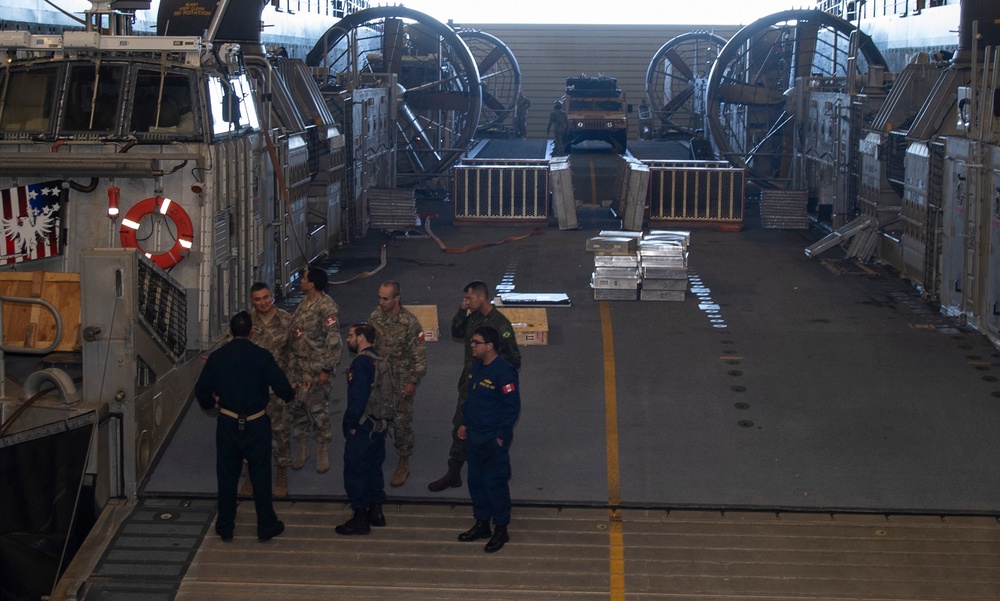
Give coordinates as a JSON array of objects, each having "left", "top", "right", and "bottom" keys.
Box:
[{"left": 458, "top": 23, "right": 740, "bottom": 139}]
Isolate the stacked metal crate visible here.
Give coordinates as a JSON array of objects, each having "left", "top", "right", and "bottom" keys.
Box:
[
  {"left": 586, "top": 231, "right": 641, "bottom": 301},
  {"left": 638, "top": 230, "right": 689, "bottom": 301}
]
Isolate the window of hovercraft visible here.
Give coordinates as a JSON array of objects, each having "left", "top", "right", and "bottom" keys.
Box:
[
  {"left": 0, "top": 67, "right": 60, "bottom": 135},
  {"left": 61, "top": 63, "right": 127, "bottom": 135},
  {"left": 130, "top": 68, "right": 198, "bottom": 137},
  {"left": 207, "top": 74, "right": 259, "bottom": 137}
]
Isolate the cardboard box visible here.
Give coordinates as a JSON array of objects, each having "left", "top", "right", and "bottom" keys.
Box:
[
  {"left": 406, "top": 304, "right": 439, "bottom": 342},
  {"left": 497, "top": 307, "right": 548, "bottom": 346}
]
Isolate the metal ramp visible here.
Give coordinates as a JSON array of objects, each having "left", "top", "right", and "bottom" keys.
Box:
[{"left": 804, "top": 215, "right": 875, "bottom": 258}]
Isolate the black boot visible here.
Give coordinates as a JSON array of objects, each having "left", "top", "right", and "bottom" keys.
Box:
[
  {"left": 457, "top": 519, "right": 492, "bottom": 542},
  {"left": 484, "top": 524, "right": 509, "bottom": 553},
  {"left": 335, "top": 509, "right": 371, "bottom": 536},
  {"left": 257, "top": 520, "right": 285, "bottom": 542},
  {"left": 368, "top": 503, "right": 386, "bottom": 527},
  {"left": 428, "top": 459, "right": 463, "bottom": 492}
]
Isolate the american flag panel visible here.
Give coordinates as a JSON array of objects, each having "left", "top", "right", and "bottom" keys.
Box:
[{"left": 0, "top": 180, "right": 62, "bottom": 265}]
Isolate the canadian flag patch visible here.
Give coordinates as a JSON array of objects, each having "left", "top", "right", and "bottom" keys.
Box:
[
  {"left": 502, "top": 383, "right": 516, "bottom": 394},
  {"left": 418, "top": 331, "right": 425, "bottom": 341},
  {"left": 325, "top": 315, "right": 336, "bottom": 327}
]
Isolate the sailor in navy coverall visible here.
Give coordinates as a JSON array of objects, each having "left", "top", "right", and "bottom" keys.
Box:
[
  {"left": 335, "top": 323, "right": 388, "bottom": 535},
  {"left": 195, "top": 311, "right": 295, "bottom": 542},
  {"left": 457, "top": 326, "right": 521, "bottom": 552}
]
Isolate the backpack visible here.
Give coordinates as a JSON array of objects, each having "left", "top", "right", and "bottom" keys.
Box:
[{"left": 360, "top": 349, "right": 397, "bottom": 423}]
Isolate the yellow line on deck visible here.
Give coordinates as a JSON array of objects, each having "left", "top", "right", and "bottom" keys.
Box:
[{"left": 600, "top": 301, "right": 625, "bottom": 600}]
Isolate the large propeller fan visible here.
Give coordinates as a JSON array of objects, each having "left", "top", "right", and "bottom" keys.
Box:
[
  {"left": 645, "top": 31, "right": 728, "bottom": 139},
  {"left": 457, "top": 29, "right": 522, "bottom": 136},
  {"left": 705, "top": 9, "right": 886, "bottom": 186},
  {"left": 307, "top": 6, "right": 482, "bottom": 186}
]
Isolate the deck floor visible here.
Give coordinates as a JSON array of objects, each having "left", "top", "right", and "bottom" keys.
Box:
[
  {"left": 60, "top": 142, "right": 1000, "bottom": 599},
  {"left": 63, "top": 498, "right": 1000, "bottom": 600}
]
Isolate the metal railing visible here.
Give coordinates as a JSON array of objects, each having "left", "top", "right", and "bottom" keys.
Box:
[{"left": 0, "top": 294, "right": 64, "bottom": 398}]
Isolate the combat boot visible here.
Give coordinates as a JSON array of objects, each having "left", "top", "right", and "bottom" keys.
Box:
[
  {"left": 390, "top": 455, "right": 410, "bottom": 487},
  {"left": 427, "top": 458, "right": 463, "bottom": 491},
  {"left": 368, "top": 503, "right": 386, "bottom": 527},
  {"left": 316, "top": 441, "right": 330, "bottom": 474},
  {"left": 335, "top": 509, "right": 371, "bottom": 535},
  {"left": 457, "top": 519, "right": 491, "bottom": 542},
  {"left": 484, "top": 524, "right": 509, "bottom": 553},
  {"left": 292, "top": 438, "right": 309, "bottom": 470},
  {"left": 274, "top": 466, "right": 288, "bottom": 498}
]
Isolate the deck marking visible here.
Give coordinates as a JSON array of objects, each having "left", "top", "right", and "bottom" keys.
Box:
[{"left": 600, "top": 301, "right": 626, "bottom": 600}]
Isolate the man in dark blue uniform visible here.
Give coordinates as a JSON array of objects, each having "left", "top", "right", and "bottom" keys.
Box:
[
  {"left": 456, "top": 326, "right": 521, "bottom": 553},
  {"left": 335, "top": 323, "right": 388, "bottom": 535},
  {"left": 195, "top": 311, "right": 295, "bottom": 543}
]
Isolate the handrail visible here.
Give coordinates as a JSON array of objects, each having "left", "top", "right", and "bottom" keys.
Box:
[
  {"left": 0, "top": 294, "right": 64, "bottom": 355},
  {"left": 0, "top": 294, "right": 65, "bottom": 399}
]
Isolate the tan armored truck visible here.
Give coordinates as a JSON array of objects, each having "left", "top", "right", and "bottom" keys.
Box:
[{"left": 562, "top": 75, "right": 630, "bottom": 153}]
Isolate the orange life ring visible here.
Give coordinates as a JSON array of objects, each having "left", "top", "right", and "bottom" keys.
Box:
[{"left": 119, "top": 197, "right": 194, "bottom": 270}]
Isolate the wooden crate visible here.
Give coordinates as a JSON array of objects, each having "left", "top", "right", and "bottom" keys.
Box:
[
  {"left": 497, "top": 307, "right": 548, "bottom": 346},
  {"left": 0, "top": 271, "right": 81, "bottom": 352},
  {"left": 406, "top": 304, "right": 439, "bottom": 342}
]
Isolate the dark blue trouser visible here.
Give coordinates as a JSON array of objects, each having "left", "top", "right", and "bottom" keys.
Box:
[
  {"left": 215, "top": 416, "right": 278, "bottom": 536},
  {"left": 343, "top": 421, "right": 387, "bottom": 510},
  {"left": 466, "top": 438, "right": 512, "bottom": 526}
]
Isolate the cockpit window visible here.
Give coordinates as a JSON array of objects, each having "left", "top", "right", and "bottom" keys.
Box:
[
  {"left": 62, "top": 63, "right": 127, "bottom": 133},
  {"left": 207, "top": 74, "right": 259, "bottom": 137},
  {"left": 131, "top": 69, "right": 197, "bottom": 135},
  {"left": 0, "top": 67, "right": 60, "bottom": 133}
]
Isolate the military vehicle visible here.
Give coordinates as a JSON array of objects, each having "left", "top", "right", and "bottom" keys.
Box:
[{"left": 562, "top": 75, "right": 630, "bottom": 153}]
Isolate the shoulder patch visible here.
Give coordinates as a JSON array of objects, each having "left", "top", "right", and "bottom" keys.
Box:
[
  {"left": 325, "top": 315, "right": 337, "bottom": 327},
  {"left": 418, "top": 331, "right": 425, "bottom": 341},
  {"left": 502, "top": 382, "right": 516, "bottom": 394},
  {"left": 501, "top": 330, "right": 512, "bottom": 338}
]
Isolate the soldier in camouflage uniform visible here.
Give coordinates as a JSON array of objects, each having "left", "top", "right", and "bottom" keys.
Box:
[
  {"left": 368, "top": 281, "right": 428, "bottom": 487},
  {"left": 248, "top": 282, "right": 294, "bottom": 497},
  {"left": 428, "top": 280, "right": 521, "bottom": 492},
  {"left": 287, "top": 266, "right": 343, "bottom": 474}
]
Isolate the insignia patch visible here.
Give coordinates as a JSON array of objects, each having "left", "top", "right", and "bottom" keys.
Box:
[
  {"left": 502, "top": 330, "right": 512, "bottom": 338},
  {"left": 502, "top": 383, "right": 516, "bottom": 394},
  {"left": 294, "top": 328, "right": 302, "bottom": 337},
  {"left": 418, "top": 331, "right": 425, "bottom": 341},
  {"left": 348, "top": 370, "right": 353, "bottom": 383},
  {"left": 325, "top": 315, "right": 337, "bottom": 327}
]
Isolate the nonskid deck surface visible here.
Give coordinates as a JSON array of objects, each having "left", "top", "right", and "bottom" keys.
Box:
[
  {"left": 145, "top": 183, "right": 1000, "bottom": 514},
  {"left": 65, "top": 498, "right": 1000, "bottom": 600},
  {"left": 94, "top": 146, "right": 1000, "bottom": 600}
]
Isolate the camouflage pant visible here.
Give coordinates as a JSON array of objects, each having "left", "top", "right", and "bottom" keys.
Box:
[
  {"left": 392, "top": 392, "right": 415, "bottom": 457},
  {"left": 266, "top": 393, "right": 292, "bottom": 467},
  {"left": 290, "top": 381, "right": 333, "bottom": 444}
]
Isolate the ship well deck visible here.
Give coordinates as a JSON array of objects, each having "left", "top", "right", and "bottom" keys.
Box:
[{"left": 57, "top": 142, "right": 1000, "bottom": 599}]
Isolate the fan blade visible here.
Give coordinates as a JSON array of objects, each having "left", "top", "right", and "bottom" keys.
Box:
[
  {"left": 405, "top": 90, "right": 471, "bottom": 111},
  {"left": 660, "top": 85, "right": 695, "bottom": 114},
  {"left": 478, "top": 45, "right": 505, "bottom": 74},
  {"left": 715, "top": 80, "right": 785, "bottom": 105},
  {"left": 383, "top": 18, "right": 405, "bottom": 75},
  {"left": 664, "top": 48, "right": 694, "bottom": 81},
  {"left": 794, "top": 22, "right": 820, "bottom": 80}
]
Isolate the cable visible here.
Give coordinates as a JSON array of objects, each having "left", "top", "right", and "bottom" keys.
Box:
[
  {"left": 329, "top": 244, "right": 388, "bottom": 285},
  {"left": 423, "top": 214, "right": 544, "bottom": 254}
]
